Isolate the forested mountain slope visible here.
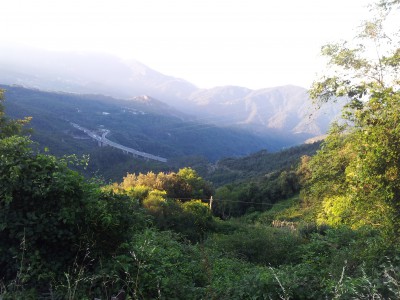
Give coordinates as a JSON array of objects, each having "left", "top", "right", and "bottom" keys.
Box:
[
  {"left": 0, "top": 46, "right": 344, "bottom": 142},
  {"left": 3, "top": 85, "right": 301, "bottom": 180},
  {"left": 2, "top": 1, "right": 400, "bottom": 299}
]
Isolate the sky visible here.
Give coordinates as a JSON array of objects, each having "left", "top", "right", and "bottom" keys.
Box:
[{"left": 1, "top": 0, "right": 372, "bottom": 89}]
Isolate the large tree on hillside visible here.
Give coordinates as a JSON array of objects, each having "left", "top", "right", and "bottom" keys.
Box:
[{"left": 305, "top": 0, "right": 400, "bottom": 235}]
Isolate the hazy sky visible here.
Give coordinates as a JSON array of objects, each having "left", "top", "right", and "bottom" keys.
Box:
[{"left": 2, "top": 0, "right": 371, "bottom": 89}]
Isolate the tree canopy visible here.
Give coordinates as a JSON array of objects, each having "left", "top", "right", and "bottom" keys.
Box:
[{"left": 305, "top": 0, "right": 400, "bottom": 236}]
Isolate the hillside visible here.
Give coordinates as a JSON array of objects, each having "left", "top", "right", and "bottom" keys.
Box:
[
  {"left": 2, "top": 121, "right": 399, "bottom": 300},
  {"left": 0, "top": 47, "right": 344, "bottom": 143},
  {"left": 188, "top": 85, "right": 344, "bottom": 136},
  {"left": 3, "top": 85, "right": 304, "bottom": 179},
  {"left": 2, "top": 1, "right": 400, "bottom": 298},
  {"left": 203, "top": 142, "right": 321, "bottom": 186}
]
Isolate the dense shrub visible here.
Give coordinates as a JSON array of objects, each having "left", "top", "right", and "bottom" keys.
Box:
[
  {"left": 86, "top": 229, "right": 208, "bottom": 299},
  {"left": 206, "top": 225, "right": 304, "bottom": 266},
  {"left": 0, "top": 136, "right": 149, "bottom": 288},
  {"left": 144, "top": 198, "right": 215, "bottom": 242}
]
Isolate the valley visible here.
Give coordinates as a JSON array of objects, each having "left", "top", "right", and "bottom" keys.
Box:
[
  {"left": 0, "top": 47, "right": 344, "bottom": 137},
  {"left": 70, "top": 123, "right": 168, "bottom": 162},
  {"left": 1, "top": 0, "right": 400, "bottom": 298},
  {"left": 0, "top": 49, "right": 344, "bottom": 181},
  {"left": 1, "top": 83, "right": 329, "bottom": 180}
]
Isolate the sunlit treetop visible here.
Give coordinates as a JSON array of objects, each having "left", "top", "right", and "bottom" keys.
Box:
[{"left": 310, "top": 0, "right": 400, "bottom": 106}]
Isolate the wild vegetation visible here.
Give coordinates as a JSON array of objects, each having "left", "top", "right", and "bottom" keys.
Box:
[{"left": 1, "top": 0, "right": 400, "bottom": 299}]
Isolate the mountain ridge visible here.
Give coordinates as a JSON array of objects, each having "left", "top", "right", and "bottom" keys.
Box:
[{"left": 0, "top": 46, "right": 344, "bottom": 142}]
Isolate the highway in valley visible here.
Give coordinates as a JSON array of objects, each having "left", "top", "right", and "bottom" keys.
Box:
[{"left": 71, "top": 123, "right": 168, "bottom": 163}]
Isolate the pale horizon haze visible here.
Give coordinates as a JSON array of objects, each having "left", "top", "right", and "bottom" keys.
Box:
[{"left": 1, "top": 0, "right": 371, "bottom": 90}]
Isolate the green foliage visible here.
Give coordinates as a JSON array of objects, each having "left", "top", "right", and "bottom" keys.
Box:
[
  {"left": 300, "top": 123, "right": 354, "bottom": 216},
  {"left": 207, "top": 142, "right": 320, "bottom": 186},
  {"left": 181, "top": 200, "right": 214, "bottom": 241},
  {"left": 342, "top": 90, "right": 400, "bottom": 234},
  {"left": 207, "top": 143, "right": 319, "bottom": 219},
  {"left": 4, "top": 2, "right": 400, "bottom": 298},
  {"left": 91, "top": 229, "right": 208, "bottom": 299},
  {"left": 213, "top": 169, "right": 301, "bottom": 218},
  {"left": 119, "top": 167, "right": 213, "bottom": 201},
  {"left": 178, "top": 167, "right": 212, "bottom": 199},
  {"left": 0, "top": 135, "right": 149, "bottom": 289},
  {"left": 280, "top": 227, "right": 395, "bottom": 298},
  {"left": 2, "top": 134, "right": 400, "bottom": 298},
  {"left": 204, "top": 226, "right": 393, "bottom": 300},
  {"left": 143, "top": 198, "right": 214, "bottom": 242},
  {"left": 1, "top": 136, "right": 87, "bottom": 283},
  {"left": 250, "top": 196, "right": 313, "bottom": 226},
  {"left": 142, "top": 189, "right": 167, "bottom": 213},
  {"left": 306, "top": 0, "right": 400, "bottom": 236},
  {"left": 206, "top": 225, "right": 303, "bottom": 266},
  {"left": 84, "top": 190, "right": 150, "bottom": 257},
  {"left": 208, "top": 259, "right": 291, "bottom": 300},
  {"left": 308, "top": 98, "right": 400, "bottom": 235},
  {"left": 112, "top": 168, "right": 215, "bottom": 242}
]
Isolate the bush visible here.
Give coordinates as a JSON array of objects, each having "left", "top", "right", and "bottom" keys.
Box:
[
  {"left": 141, "top": 196, "right": 215, "bottom": 242},
  {"left": 89, "top": 229, "right": 208, "bottom": 299},
  {"left": 0, "top": 136, "right": 149, "bottom": 289},
  {"left": 206, "top": 226, "right": 303, "bottom": 266}
]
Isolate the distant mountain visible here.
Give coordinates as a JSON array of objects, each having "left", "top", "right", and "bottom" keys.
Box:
[
  {"left": 2, "top": 85, "right": 285, "bottom": 162},
  {"left": 188, "top": 85, "right": 345, "bottom": 136},
  {"left": 127, "top": 95, "right": 190, "bottom": 120},
  {"left": 0, "top": 46, "right": 197, "bottom": 106},
  {"left": 0, "top": 46, "right": 345, "bottom": 143}
]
